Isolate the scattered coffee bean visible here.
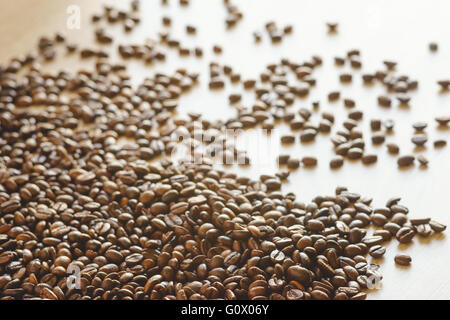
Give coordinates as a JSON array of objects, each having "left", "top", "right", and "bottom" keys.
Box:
[
  {"left": 395, "top": 254, "right": 412, "bottom": 266},
  {"left": 434, "top": 140, "right": 447, "bottom": 148},
  {"left": 429, "top": 42, "right": 438, "bottom": 52},
  {"left": 411, "top": 134, "right": 428, "bottom": 147},
  {"left": 397, "top": 155, "right": 415, "bottom": 167},
  {"left": 417, "top": 155, "right": 429, "bottom": 166},
  {"left": 302, "top": 157, "right": 318, "bottom": 167}
]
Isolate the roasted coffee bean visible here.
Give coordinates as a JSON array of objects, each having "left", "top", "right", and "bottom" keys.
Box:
[
  {"left": 397, "top": 155, "right": 415, "bottom": 167},
  {"left": 372, "top": 133, "right": 385, "bottom": 145},
  {"left": 302, "top": 157, "right": 317, "bottom": 167},
  {"left": 429, "top": 42, "right": 438, "bottom": 52},
  {"left": 370, "top": 119, "right": 382, "bottom": 131},
  {"left": 384, "top": 119, "right": 395, "bottom": 131},
  {"left": 287, "top": 158, "right": 300, "bottom": 170},
  {"left": 395, "top": 254, "right": 411, "bottom": 266},
  {"left": 417, "top": 155, "right": 429, "bottom": 166},
  {"left": 300, "top": 129, "right": 317, "bottom": 143},
  {"left": 396, "top": 227, "right": 415, "bottom": 244},
  {"left": 434, "top": 140, "right": 447, "bottom": 148},
  {"left": 429, "top": 220, "right": 446, "bottom": 233},
  {"left": 287, "top": 266, "right": 312, "bottom": 284},
  {"left": 383, "top": 60, "right": 397, "bottom": 70},
  {"left": 437, "top": 81, "right": 450, "bottom": 91},
  {"left": 387, "top": 143, "right": 400, "bottom": 154},
  {"left": 347, "top": 148, "right": 363, "bottom": 159},
  {"left": 416, "top": 224, "right": 432, "bottom": 237},
  {"left": 278, "top": 154, "right": 290, "bottom": 166},
  {"left": 327, "top": 22, "right": 338, "bottom": 33},
  {"left": 435, "top": 116, "right": 450, "bottom": 126},
  {"left": 378, "top": 95, "right": 391, "bottom": 107},
  {"left": 411, "top": 135, "right": 428, "bottom": 147},
  {"left": 340, "top": 73, "right": 352, "bottom": 83},
  {"left": 413, "top": 122, "right": 427, "bottom": 132},
  {"left": 369, "top": 245, "right": 386, "bottom": 258},
  {"left": 362, "top": 154, "right": 377, "bottom": 165},
  {"left": 328, "top": 91, "right": 340, "bottom": 101},
  {"left": 281, "top": 135, "right": 296, "bottom": 144},
  {"left": 330, "top": 156, "right": 344, "bottom": 169}
]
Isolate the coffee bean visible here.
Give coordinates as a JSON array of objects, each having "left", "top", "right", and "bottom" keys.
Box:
[
  {"left": 434, "top": 140, "right": 447, "bottom": 148},
  {"left": 383, "top": 60, "right": 397, "bottom": 70},
  {"left": 340, "top": 73, "right": 352, "bottom": 83},
  {"left": 347, "top": 148, "right": 363, "bottom": 159},
  {"left": 328, "top": 91, "right": 340, "bottom": 101},
  {"left": 396, "top": 227, "right": 415, "bottom": 243},
  {"left": 330, "top": 156, "right": 344, "bottom": 169},
  {"left": 394, "top": 254, "right": 411, "bottom": 266},
  {"left": 416, "top": 224, "right": 432, "bottom": 237},
  {"left": 362, "top": 154, "right": 377, "bottom": 165},
  {"left": 411, "top": 134, "right": 428, "bottom": 147},
  {"left": 286, "top": 289, "right": 303, "bottom": 300},
  {"left": 412, "top": 122, "right": 427, "bottom": 132},
  {"left": 287, "top": 158, "right": 300, "bottom": 169},
  {"left": 438, "top": 81, "right": 450, "bottom": 91},
  {"left": 435, "top": 116, "right": 450, "bottom": 126},
  {"left": 281, "top": 134, "right": 296, "bottom": 144},
  {"left": 371, "top": 213, "right": 388, "bottom": 227},
  {"left": 213, "top": 45, "right": 223, "bottom": 54},
  {"left": 302, "top": 157, "right": 317, "bottom": 167},
  {"left": 370, "top": 119, "right": 382, "bottom": 131},
  {"left": 386, "top": 143, "right": 400, "bottom": 154},
  {"left": 278, "top": 155, "right": 290, "bottom": 166},
  {"left": 335, "top": 57, "right": 345, "bottom": 66},
  {"left": 186, "top": 25, "right": 196, "bottom": 34},
  {"left": 429, "top": 42, "right": 438, "bottom": 52},
  {"left": 327, "top": 22, "right": 338, "bottom": 33},
  {"left": 397, "top": 155, "right": 415, "bottom": 167},
  {"left": 287, "top": 266, "right": 312, "bottom": 284},
  {"left": 300, "top": 129, "right": 316, "bottom": 143},
  {"left": 384, "top": 119, "right": 395, "bottom": 131},
  {"left": 378, "top": 96, "right": 391, "bottom": 107},
  {"left": 369, "top": 245, "right": 386, "bottom": 258},
  {"left": 417, "top": 155, "right": 429, "bottom": 166},
  {"left": 429, "top": 220, "right": 446, "bottom": 233}
]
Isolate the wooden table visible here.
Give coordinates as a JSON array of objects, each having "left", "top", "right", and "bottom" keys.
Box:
[{"left": 1, "top": 0, "right": 449, "bottom": 300}]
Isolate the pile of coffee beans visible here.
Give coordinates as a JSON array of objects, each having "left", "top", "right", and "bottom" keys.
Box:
[
  {"left": 0, "top": 0, "right": 448, "bottom": 300},
  {"left": 1, "top": 153, "right": 445, "bottom": 300}
]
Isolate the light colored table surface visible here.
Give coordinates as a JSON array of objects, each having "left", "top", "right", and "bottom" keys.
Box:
[{"left": 0, "top": 0, "right": 449, "bottom": 299}]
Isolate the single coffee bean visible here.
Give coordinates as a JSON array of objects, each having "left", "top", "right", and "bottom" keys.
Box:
[
  {"left": 327, "top": 22, "right": 338, "bottom": 33},
  {"left": 435, "top": 116, "right": 450, "bottom": 126},
  {"left": 429, "top": 42, "right": 438, "bottom": 52},
  {"left": 397, "top": 155, "right": 415, "bottom": 167},
  {"left": 387, "top": 143, "right": 400, "bottom": 154},
  {"left": 411, "top": 134, "right": 428, "bottom": 147},
  {"left": 378, "top": 95, "right": 391, "bottom": 107},
  {"left": 330, "top": 156, "right": 344, "bottom": 169},
  {"left": 412, "top": 122, "right": 427, "bottom": 132},
  {"left": 369, "top": 245, "right": 386, "bottom": 258},
  {"left": 394, "top": 254, "right": 411, "bottom": 266},
  {"left": 302, "top": 157, "right": 317, "bottom": 167},
  {"left": 362, "top": 154, "right": 377, "bottom": 165},
  {"left": 417, "top": 155, "right": 429, "bottom": 166},
  {"left": 434, "top": 139, "right": 447, "bottom": 148},
  {"left": 287, "top": 158, "right": 300, "bottom": 170},
  {"left": 328, "top": 91, "right": 340, "bottom": 101},
  {"left": 396, "top": 227, "right": 415, "bottom": 244},
  {"left": 281, "top": 135, "right": 296, "bottom": 144},
  {"left": 429, "top": 220, "right": 446, "bottom": 233}
]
